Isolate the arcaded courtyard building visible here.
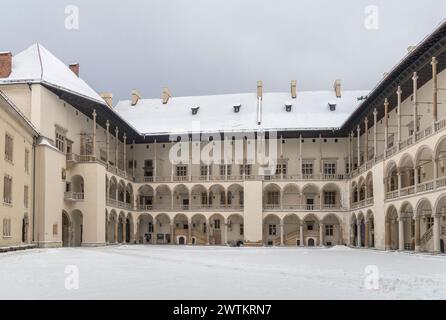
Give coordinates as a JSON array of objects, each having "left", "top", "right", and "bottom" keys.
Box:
[{"left": 1, "top": 21, "right": 446, "bottom": 253}]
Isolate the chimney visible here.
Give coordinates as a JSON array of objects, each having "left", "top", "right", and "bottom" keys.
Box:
[
  {"left": 291, "top": 80, "right": 297, "bottom": 99},
  {"left": 0, "top": 52, "right": 12, "bottom": 78},
  {"left": 407, "top": 46, "right": 417, "bottom": 53},
  {"left": 257, "top": 81, "right": 263, "bottom": 100},
  {"left": 100, "top": 92, "right": 113, "bottom": 108},
  {"left": 131, "top": 89, "right": 142, "bottom": 106},
  {"left": 333, "top": 79, "right": 342, "bottom": 98},
  {"left": 69, "top": 63, "right": 79, "bottom": 77},
  {"left": 162, "top": 87, "right": 172, "bottom": 104}
]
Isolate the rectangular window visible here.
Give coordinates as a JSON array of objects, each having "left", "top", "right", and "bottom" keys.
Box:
[
  {"left": 4, "top": 133, "right": 13, "bottom": 162},
  {"left": 128, "top": 160, "right": 137, "bottom": 169},
  {"left": 55, "top": 132, "right": 66, "bottom": 153},
  {"left": 24, "top": 185, "right": 29, "bottom": 208},
  {"left": 275, "top": 163, "right": 287, "bottom": 175},
  {"left": 214, "top": 219, "right": 220, "bottom": 229},
  {"left": 201, "top": 165, "right": 212, "bottom": 177},
  {"left": 324, "top": 162, "right": 336, "bottom": 175},
  {"left": 3, "top": 175, "right": 12, "bottom": 205},
  {"left": 176, "top": 165, "right": 187, "bottom": 177},
  {"left": 219, "top": 165, "right": 232, "bottom": 176},
  {"left": 302, "top": 161, "right": 313, "bottom": 175},
  {"left": 239, "top": 191, "right": 244, "bottom": 205},
  {"left": 239, "top": 164, "right": 252, "bottom": 175},
  {"left": 240, "top": 224, "right": 244, "bottom": 236},
  {"left": 267, "top": 191, "right": 279, "bottom": 205},
  {"left": 268, "top": 224, "right": 277, "bottom": 236},
  {"left": 2, "top": 218, "right": 11, "bottom": 237},
  {"left": 324, "top": 191, "right": 336, "bottom": 206},
  {"left": 325, "top": 224, "right": 334, "bottom": 236},
  {"left": 220, "top": 191, "right": 226, "bottom": 205},
  {"left": 201, "top": 192, "right": 207, "bottom": 205},
  {"left": 25, "top": 148, "right": 30, "bottom": 173}
]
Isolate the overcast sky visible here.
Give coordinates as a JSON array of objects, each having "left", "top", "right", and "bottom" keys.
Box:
[{"left": 2, "top": 0, "right": 446, "bottom": 102}]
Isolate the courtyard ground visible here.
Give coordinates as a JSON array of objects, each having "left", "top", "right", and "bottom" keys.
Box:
[{"left": 0, "top": 245, "right": 445, "bottom": 300}]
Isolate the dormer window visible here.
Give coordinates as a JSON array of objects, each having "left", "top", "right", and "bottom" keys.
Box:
[
  {"left": 328, "top": 103, "right": 336, "bottom": 111},
  {"left": 285, "top": 104, "right": 292, "bottom": 112},
  {"left": 191, "top": 106, "right": 200, "bottom": 115},
  {"left": 233, "top": 104, "right": 241, "bottom": 113}
]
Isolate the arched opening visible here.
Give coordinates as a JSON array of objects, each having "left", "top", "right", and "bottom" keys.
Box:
[
  {"left": 191, "top": 214, "right": 207, "bottom": 245},
  {"left": 435, "top": 137, "right": 446, "bottom": 184},
  {"left": 400, "top": 202, "right": 414, "bottom": 251},
  {"left": 307, "top": 238, "right": 315, "bottom": 247},
  {"left": 125, "top": 213, "right": 133, "bottom": 243},
  {"left": 138, "top": 214, "right": 154, "bottom": 243},
  {"left": 71, "top": 210, "right": 83, "bottom": 247},
  {"left": 154, "top": 213, "right": 171, "bottom": 244},
  {"left": 62, "top": 211, "right": 71, "bottom": 247},
  {"left": 302, "top": 184, "right": 319, "bottom": 210},
  {"left": 263, "top": 214, "right": 281, "bottom": 246},
  {"left": 178, "top": 236, "right": 186, "bottom": 245},
  {"left": 322, "top": 214, "right": 342, "bottom": 246},
  {"left": 350, "top": 214, "right": 357, "bottom": 246},
  {"left": 137, "top": 185, "right": 154, "bottom": 210},
  {"left": 351, "top": 182, "right": 358, "bottom": 204},
  {"left": 173, "top": 213, "right": 189, "bottom": 244},
  {"left": 190, "top": 184, "right": 207, "bottom": 209},
  {"left": 282, "top": 184, "right": 300, "bottom": 210},
  {"left": 209, "top": 214, "right": 225, "bottom": 245},
  {"left": 366, "top": 210, "right": 375, "bottom": 248},
  {"left": 117, "top": 181, "right": 126, "bottom": 203},
  {"left": 155, "top": 185, "right": 172, "bottom": 210},
  {"left": 385, "top": 206, "right": 399, "bottom": 250},
  {"left": 417, "top": 199, "right": 434, "bottom": 252},
  {"left": 366, "top": 173, "right": 374, "bottom": 200},
  {"left": 109, "top": 177, "right": 118, "bottom": 201},
  {"left": 322, "top": 184, "right": 341, "bottom": 209},
  {"left": 125, "top": 184, "right": 134, "bottom": 209},
  {"left": 399, "top": 155, "right": 415, "bottom": 195},
  {"left": 117, "top": 212, "right": 125, "bottom": 243},
  {"left": 435, "top": 195, "right": 446, "bottom": 254},
  {"left": 227, "top": 214, "right": 244, "bottom": 246},
  {"left": 173, "top": 184, "right": 190, "bottom": 210},
  {"left": 283, "top": 214, "right": 300, "bottom": 246},
  {"left": 209, "top": 184, "right": 225, "bottom": 209},
  {"left": 263, "top": 184, "right": 281, "bottom": 210},
  {"left": 415, "top": 146, "right": 434, "bottom": 191},
  {"left": 385, "top": 161, "right": 398, "bottom": 194},
  {"left": 227, "top": 184, "right": 244, "bottom": 209},
  {"left": 303, "top": 214, "right": 320, "bottom": 246},
  {"left": 358, "top": 178, "right": 366, "bottom": 202}
]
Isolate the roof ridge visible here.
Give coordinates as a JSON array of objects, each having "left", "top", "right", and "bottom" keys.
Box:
[{"left": 36, "top": 43, "right": 44, "bottom": 79}]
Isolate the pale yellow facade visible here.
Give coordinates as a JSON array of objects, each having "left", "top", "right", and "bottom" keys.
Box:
[{"left": 1, "top": 23, "right": 446, "bottom": 254}]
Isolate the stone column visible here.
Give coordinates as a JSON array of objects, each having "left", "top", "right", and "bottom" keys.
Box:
[
  {"left": 414, "top": 216, "right": 420, "bottom": 252},
  {"left": 357, "top": 222, "right": 362, "bottom": 248},
  {"left": 357, "top": 125, "right": 361, "bottom": 167},
  {"left": 319, "top": 223, "right": 324, "bottom": 246},
  {"left": 412, "top": 72, "right": 418, "bottom": 142},
  {"left": 364, "top": 118, "right": 369, "bottom": 162},
  {"left": 432, "top": 57, "right": 438, "bottom": 125},
  {"left": 348, "top": 133, "right": 352, "bottom": 174},
  {"left": 397, "top": 86, "right": 402, "bottom": 148},
  {"left": 206, "top": 220, "right": 210, "bottom": 245},
  {"left": 433, "top": 214, "right": 441, "bottom": 254},
  {"left": 114, "top": 222, "right": 118, "bottom": 244},
  {"left": 280, "top": 222, "right": 284, "bottom": 246},
  {"left": 123, "top": 133, "right": 127, "bottom": 176},
  {"left": 170, "top": 223, "right": 175, "bottom": 245},
  {"left": 397, "top": 171, "right": 402, "bottom": 196},
  {"left": 224, "top": 222, "right": 228, "bottom": 245},
  {"left": 385, "top": 220, "right": 390, "bottom": 250},
  {"left": 351, "top": 132, "right": 355, "bottom": 170},
  {"left": 135, "top": 221, "right": 139, "bottom": 244},
  {"left": 122, "top": 219, "right": 127, "bottom": 244},
  {"left": 106, "top": 120, "right": 110, "bottom": 166},
  {"left": 384, "top": 99, "right": 389, "bottom": 153},
  {"left": 373, "top": 108, "right": 377, "bottom": 160},
  {"left": 299, "top": 223, "right": 304, "bottom": 247},
  {"left": 398, "top": 218, "right": 404, "bottom": 251},
  {"left": 115, "top": 127, "right": 119, "bottom": 169},
  {"left": 152, "top": 218, "right": 158, "bottom": 244},
  {"left": 364, "top": 221, "right": 369, "bottom": 248},
  {"left": 188, "top": 222, "right": 192, "bottom": 245},
  {"left": 92, "top": 110, "right": 97, "bottom": 159}
]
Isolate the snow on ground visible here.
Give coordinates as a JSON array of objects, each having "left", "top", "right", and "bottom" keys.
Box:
[{"left": 0, "top": 245, "right": 445, "bottom": 300}]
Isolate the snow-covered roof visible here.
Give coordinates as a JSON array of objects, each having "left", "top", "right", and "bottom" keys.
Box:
[
  {"left": 0, "top": 43, "right": 106, "bottom": 105},
  {"left": 114, "top": 90, "right": 369, "bottom": 135}
]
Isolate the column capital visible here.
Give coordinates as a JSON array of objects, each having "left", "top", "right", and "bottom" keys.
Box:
[
  {"left": 123, "top": 133, "right": 127, "bottom": 141},
  {"left": 106, "top": 120, "right": 110, "bottom": 128},
  {"left": 373, "top": 108, "right": 377, "bottom": 116},
  {"left": 92, "top": 109, "right": 97, "bottom": 118},
  {"left": 384, "top": 98, "right": 389, "bottom": 107},
  {"left": 364, "top": 117, "right": 369, "bottom": 125},
  {"left": 396, "top": 86, "right": 402, "bottom": 96},
  {"left": 115, "top": 126, "right": 119, "bottom": 134},
  {"left": 357, "top": 125, "right": 361, "bottom": 133},
  {"left": 412, "top": 72, "right": 418, "bottom": 81},
  {"left": 431, "top": 56, "right": 438, "bottom": 66}
]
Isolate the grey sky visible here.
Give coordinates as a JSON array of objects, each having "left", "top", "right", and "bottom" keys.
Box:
[{"left": 2, "top": 0, "right": 446, "bottom": 102}]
